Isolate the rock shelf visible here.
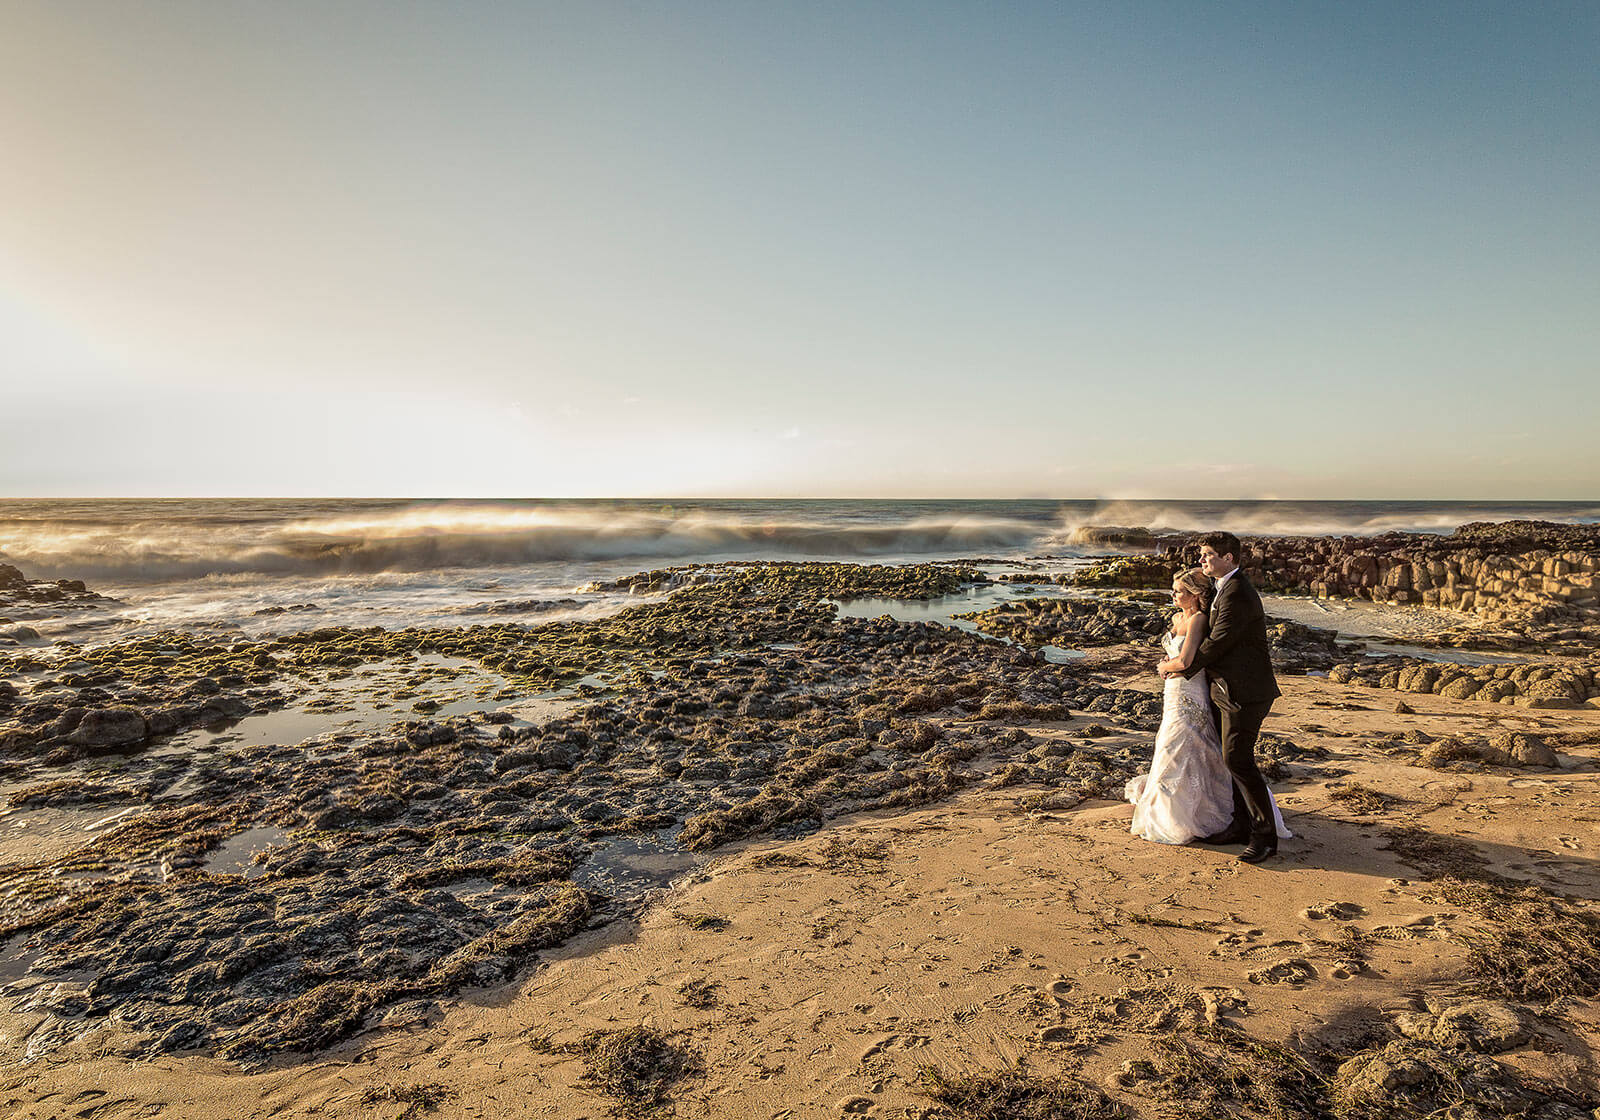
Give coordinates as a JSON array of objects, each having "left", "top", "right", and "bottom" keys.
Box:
[{"left": 0, "top": 562, "right": 1164, "bottom": 1064}]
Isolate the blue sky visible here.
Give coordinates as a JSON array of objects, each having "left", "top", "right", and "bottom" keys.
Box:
[{"left": 2, "top": 2, "right": 1596, "bottom": 497}]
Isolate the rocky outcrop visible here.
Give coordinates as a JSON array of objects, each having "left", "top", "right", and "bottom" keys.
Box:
[
  {"left": 1150, "top": 521, "right": 1600, "bottom": 628},
  {"left": 1064, "top": 555, "right": 1179, "bottom": 590},
  {"left": 0, "top": 563, "right": 110, "bottom": 615},
  {"left": 958, "top": 596, "right": 1169, "bottom": 649},
  {"left": 1327, "top": 658, "right": 1600, "bottom": 709},
  {"left": 0, "top": 562, "right": 1172, "bottom": 1064}
]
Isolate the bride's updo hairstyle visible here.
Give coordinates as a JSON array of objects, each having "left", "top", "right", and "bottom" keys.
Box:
[{"left": 1174, "top": 567, "right": 1213, "bottom": 614}]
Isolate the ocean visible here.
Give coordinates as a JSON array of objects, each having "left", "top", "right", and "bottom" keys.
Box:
[{"left": 3, "top": 497, "right": 1597, "bottom": 646}]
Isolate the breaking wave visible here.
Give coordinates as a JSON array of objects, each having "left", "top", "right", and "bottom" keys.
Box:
[
  {"left": 3, "top": 499, "right": 1595, "bottom": 583},
  {"left": 0, "top": 504, "right": 1047, "bottom": 581}
]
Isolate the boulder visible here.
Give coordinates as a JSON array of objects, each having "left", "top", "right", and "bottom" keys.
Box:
[
  {"left": 65, "top": 708, "right": 149, "bottom": 748},
  {"left": 1487, "top": 732, "right": 1558, "bottom": 768},
  {"left": 1428, "top": 1000, "right": 1530, "bottom": 1053}
]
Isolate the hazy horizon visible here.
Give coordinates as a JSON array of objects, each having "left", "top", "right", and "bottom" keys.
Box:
[{"left": 5, "top": 3, "right": 1597, "bottom": 500}]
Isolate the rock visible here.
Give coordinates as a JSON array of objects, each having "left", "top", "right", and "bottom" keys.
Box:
[
  {"left": 1332, "top": 1043, "right": 1435, "bottom": 1098},
  {"left": 65, "top": 708, "right": 149, "bottom": 748},
  {"left": 1396, "top": 1000, "right": 1530, "bottom": 1053},
  {"left": 146, "top": 708, "right": 184, "bottom": 736},
  {"left": 50, "top": 706, "right": 88, "bottom": 735},
  {"left": 1487, "top": 732, "right": 1558, "bottom": 768},
  {"left": 1334, "top": 1039, "right": 1537, "bottom": 1113}
]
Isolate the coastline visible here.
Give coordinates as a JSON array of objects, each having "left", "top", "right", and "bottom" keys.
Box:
[{"left": 2, "top": 519, "right": 1599, "bottom": 1117}]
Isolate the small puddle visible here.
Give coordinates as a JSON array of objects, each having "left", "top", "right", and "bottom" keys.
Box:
[
  {"left": 833, "top": 584, "right": 1088, "bottom": 663},
  {"left": 832, "top": 582, "right": 1069, "bottom": 634},
  {"left": 0, "top": 941, "right": 49, "bottom": 988},
  {"left": 575, "top": 834, "right": 702, "bottom": 898},
  {"left": 0, "top": 803, "right": 139, "bottom": 864},
  {"left": 167, "top": 654, "right": 587, "bottom": 753},
  {"left": 198, "top": 825, "right": 290, "bottom": 878}
]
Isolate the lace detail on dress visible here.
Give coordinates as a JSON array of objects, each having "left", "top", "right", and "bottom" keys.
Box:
[{"left": 1174, "top": 691, "right": 1210, "bottom": 726}]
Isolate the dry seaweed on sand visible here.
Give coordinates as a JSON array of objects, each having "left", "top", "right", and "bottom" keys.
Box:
[
  {"left": 359, "top": 1083, "right": 458, "bottom": 1119},
  {"left": 819, "top": 835, "right": 891, "bottom": 870},
  {"left": 1125, "top": 911, "right": 1217, "bottom": 932},
  {"left": 917, "top": 1064, "right": 1127, "bottom": 1120},
  {"left": 675, "top": 977, "right": 720, "bottom": 1009},
  {"left": 1427, "top": 876, "right": 1600, "bottom": 1004},
  {"left": 1112, "top": 1026, "right": 1326, "bottom": 1120},
  {"left": 574, "top": 1026, "right": 703, "bottom": 1115},
  {"left": 1326, "top": 783, "right": 1392, "bottom": 814},
  {"left": 1381, "top": 824, "right": 1496, "bottom": 881},
  {"left": 1383, "top": 825, "right": 1600, "bottom": 1003},
  {"left": 673, "top": 910, "right": 729, "bottom": 931}
]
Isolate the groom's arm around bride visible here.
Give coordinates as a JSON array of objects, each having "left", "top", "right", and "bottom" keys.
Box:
[{"left": 1171, "top": 532, "right": 1284, "bottom": 862}]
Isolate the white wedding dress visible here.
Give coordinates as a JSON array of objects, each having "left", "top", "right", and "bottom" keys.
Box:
[{"left": 1124, "top": 632, "right": 1292, "bottom": 845}]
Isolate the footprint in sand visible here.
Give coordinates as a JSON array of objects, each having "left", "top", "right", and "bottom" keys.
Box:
[
  {"left": 1246, "top": 958, "right": 1317, "bottom": 986},
  {"left": 1371, "top": 913, "right": 1453, "bottom": 940},
  {"left": 858, "top": 1034, "right": 931, "bottom": 1063},
  {"left": 838, "top": 1095, "right": 875, "bottom": 1114},
  {"left": 1046, "top": 978, "right": 1073, "bottom": 1004},
  {"left": 1036, "top": 1024, "right": 1104, "bottom": 1048},
  {"left": 1198, "top": 987, "right": 1248, "bottom": 1024},
  {"left": 1303, "top": 901, "right": 1367, "bottom": 921}
]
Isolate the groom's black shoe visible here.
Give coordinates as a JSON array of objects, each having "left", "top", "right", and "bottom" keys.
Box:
[
  {"left": 1197, "top": 824, "right": 1250, "bottom": 846},
  {"left": 1237, "top": 833, "right": 1279, "bottom": 864}
]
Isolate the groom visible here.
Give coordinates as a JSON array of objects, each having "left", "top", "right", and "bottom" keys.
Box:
[{"left": 1157, "top": 531, "right": 1282, "bottom": 863}]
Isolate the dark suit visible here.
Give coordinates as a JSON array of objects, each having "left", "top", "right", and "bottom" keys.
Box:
[{"left": 1182, "top": 571, "right": 1280, "bottom": 838}]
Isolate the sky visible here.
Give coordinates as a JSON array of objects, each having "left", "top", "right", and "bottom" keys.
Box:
[{"left": 2, "top": 2, "right": 1596, "bottom": 499}]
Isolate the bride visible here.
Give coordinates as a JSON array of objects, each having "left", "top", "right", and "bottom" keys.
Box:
[{"left": 1125, "top": 569, "right": 1291, "bottom": 845}]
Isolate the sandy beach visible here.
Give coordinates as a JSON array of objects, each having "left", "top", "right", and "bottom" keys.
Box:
[{"left": 3, "top": 520, "right": 1600, "bottom": 1118}]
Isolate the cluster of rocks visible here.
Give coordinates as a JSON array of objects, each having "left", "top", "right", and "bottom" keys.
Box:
[
  {"left": 1264, "top": 620, "right": 1349, "bottom": 674},
  {"left": 1159, "top": 520, "right": 1600, "bottom": 627},
  {"left": 0, "top": 565, "right": 110, "bottom": 643},
  {"left": 957, "top": 596, "right": 1351, "bottom": 678},
  {"left": 0, "top": 562, "right": 1167, "bottom": 1064},
  {"left": 0, "top": 673, "right": 269, "bottom": 770},
  {"left": 1064, "top": 555, "right": 1179, "bottom": 591},
  {"left": 457, "top": 598, "right": 584, "bottom": 616},
  {"left": 1327, "top": 658, "right": 1600, "bottom": 710},
  {"left": 1389, "top": 728, "right": 1561, "bottom": 769},
  {"left": 1331, "top": 1006, "right": 1586, "bottom": 1118},
  {"left": 958, "top": 596, "right": 1169, "bottom": 649}
]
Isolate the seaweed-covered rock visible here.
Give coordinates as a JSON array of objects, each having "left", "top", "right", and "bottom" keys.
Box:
[
  {"left": 959, "top": 596, "right": 1166, "bottom": 649},
  {"left": 65, "top": 708, "right": 149, "bottom": 749}
]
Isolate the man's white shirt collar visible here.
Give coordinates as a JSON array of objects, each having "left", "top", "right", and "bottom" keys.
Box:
[{"left": 1214, "top": 566, "right": 1240, "bottom": 593}]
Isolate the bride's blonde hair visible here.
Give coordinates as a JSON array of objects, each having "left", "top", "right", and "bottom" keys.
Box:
[{"left": 1173, "top": 567, "right": 1212, "bottom": 611}]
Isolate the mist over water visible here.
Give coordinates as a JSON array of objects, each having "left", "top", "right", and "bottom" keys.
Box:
[
  {"left": 3, "top": 498, "right": 1596, "bottom": 647},
  {"left": 5, "top": 498, "right": 1597, "bottom": 583}
]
